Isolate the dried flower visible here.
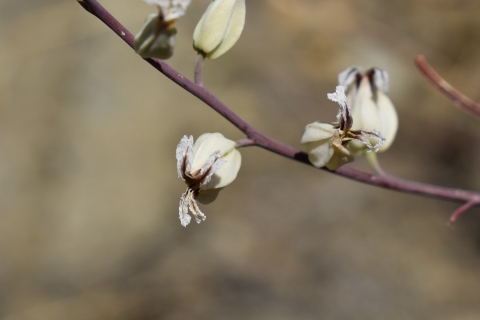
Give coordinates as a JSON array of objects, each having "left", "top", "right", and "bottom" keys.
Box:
[
  {"left": 301, "top": 86, "right": 385, "bottom": 170},
  {"left": 176, "top": 133, "right": 241, "bottom": 227},
  {"left": 144, "top": 0, "right": 190, "bottom": 22},
  {"left": 135, "top": 0, "right": 191, "bottom": 59},
  {"left": 193, "top": 0, "right": 246, "bottom": 59},
  {"left": 339, "top": 67, "right": 398, "bottom": 153}
]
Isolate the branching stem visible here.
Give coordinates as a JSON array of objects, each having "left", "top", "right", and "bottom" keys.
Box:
[
  {"left": 365, "top": 152, "right": 388, "bottom": 177},
  {"left": 415, "top": 55, "right": 480, "bottom": 120},
  {"left": 236, "top": 138, "right": 257, "bottom": 148},
  {"left": 78, "top": 0, "right": 480, "bottom": 216},
  {"left": 449, "top": 200, "right": 480, "bottom": 225}
]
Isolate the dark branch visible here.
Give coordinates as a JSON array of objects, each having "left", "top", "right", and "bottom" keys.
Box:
[
  {"left": 77, "top": 0, "right": 480, "bottom": 212},
  {"left": 415, "top": 55, "right": 480, "bottom": 120}
]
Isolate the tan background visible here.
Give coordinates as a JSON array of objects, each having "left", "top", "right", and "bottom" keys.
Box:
[{"left": 1, "top": 0, "right": 480, "bottom": 319}]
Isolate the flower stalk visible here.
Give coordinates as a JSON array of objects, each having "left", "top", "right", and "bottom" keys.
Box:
[{"left": 77, "top": 0, "right": 480, "bottom": 222}]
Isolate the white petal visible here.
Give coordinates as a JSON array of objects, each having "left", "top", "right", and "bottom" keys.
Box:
[
  {"left": 191, "top": 133, "right": 236, "bottom": 173},
  {"left": 350, "top": 78, "right": 398, "bottom": 153},
  {"left": 301, "top": 122, "right": 336, "bottom": 144},
  {"left": 304, "top": 139, "right": 334, "bottom": 169},
  {"left": 208, "top": 0, "right": 246, "bottom": 59},
  {"left": 376, "top": 92, "right": 398, "bottom": 151},
  {"left": 176, "top": 135, "right": 194, "bottom": 180},
  {"left": 202, "top": 149, "right": 241, "bottom": 190},
  {"left": 196, "top": 151, "right": 226, "bottom": 186},
  {"left": 193, "top": 0, "right": 237, "bottom": 52},
  {"left": 350, "top": 77, "right": 379, "bottom": 131},
  {"left": 326, "top": 148, "right": 354, "bottom": 170}
]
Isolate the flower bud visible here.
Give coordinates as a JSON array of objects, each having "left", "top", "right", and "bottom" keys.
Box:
[
  {"left": 193, "top": 0, "right": 246, "bottom": 59},
  {"left": 135, "top": 0, "right": 191, "bottom": 59},
  {"left": 301, "top": 86, "right": 385, "bottom": 170},
  {"left": 339, "top": 67, "right": 398, "bottom": 152},
  {"left": 301, "top": 122, "right": 354, "bottom": 170},
  {"left": 135, "top": 13, "right": 176, "bottom": 59},
  {"left": 176, "top": 133, "right": 241, "bottom": 226}
]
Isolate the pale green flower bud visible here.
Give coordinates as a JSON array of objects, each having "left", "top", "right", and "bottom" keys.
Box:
[
  {"left": 135, "top": 0, "right": 191, "bottom": 59},
  {"left": 193, "top": 0, "right": 246, "bottom": 59},
  {"left": 176, "top": 133, "right": 241, "bottom": 226},
  {"left": 339, "top": 67, "right": 398, "bottom": 153}
]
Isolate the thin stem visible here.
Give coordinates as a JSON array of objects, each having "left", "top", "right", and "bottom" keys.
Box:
[
  {"left": 194, "top": 53, "right": 205, "bottom": 87},
  {"left": 236, "top": 138, "right": 256, "bottom": 148},
  {"left": 77, "top": 0, "right": 480, "bottom": 212},
  {"left": 365, "top": 152, "right": 387, "bottom": 177},
  {"left": 415, "top": 55, "right": 480, "bottom": 120},
  {"left": 449, "top": 200, "right": 479, "bottom": 225}
]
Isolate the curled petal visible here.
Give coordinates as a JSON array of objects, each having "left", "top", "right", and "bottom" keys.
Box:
[
  {"left": 188, "top": 194, "right": 206, "bottom": 224},
  {"left": 196, "top": 151, "right": 226, "bottom": 188},
  {"left": 176, "top": 135, "right": 194, "bottom": 180},
  {"left": 327, "top": 86, "right": 348, "bottom": 110},
  {"left": 179, "top": 188, "right": 207, "bottom": 226},
  {"left": 328, "top": 86, "right": 352, "bottom": 131},
  {"left": 179, "top": 189, "right": 192, "bottom": 227},
  {"left": 191, "top": 133, "right": 236, "bottom": 173},
  {"left": 145, "top": 0, "right": 191, "bottom": 21},
  {"left": 203, "top": 148, "right": 241, "bottom": 190},
  {"left": 350, "top": 130, "right": 386, "bottom": 153}
]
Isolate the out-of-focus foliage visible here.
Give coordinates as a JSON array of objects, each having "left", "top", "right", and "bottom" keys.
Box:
[{"left": 0, "top": 0, "right": 479, "bottom": 319}]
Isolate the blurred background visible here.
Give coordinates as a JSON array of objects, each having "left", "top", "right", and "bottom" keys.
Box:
[{"left": 1, "top": 0, "right": 480, "bottom": 319}]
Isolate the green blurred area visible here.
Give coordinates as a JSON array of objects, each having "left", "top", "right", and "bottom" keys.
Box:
[{"left": 0, "top": 0, "right": 480, "bottom": 319}]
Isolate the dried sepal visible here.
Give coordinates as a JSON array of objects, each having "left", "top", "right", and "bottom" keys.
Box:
[{"left": 144, "top": 0, "right": 191, "bottom": 21}]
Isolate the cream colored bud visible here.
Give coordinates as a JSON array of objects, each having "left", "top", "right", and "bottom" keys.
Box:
[
  {"left": 193, "top": 0, "right": 246, "bottom": 59},
  {"left": 135, "top": 13, "right": 176, "bottom": 59},
  {"left": 135, "top": 0, "right": 191, "bottom": 59},
  {"left": 339, "top": 67, "right": 398, "bottom": 152},
  {"left": 176, "top": 133, "right": 242, "bottom": 226}
]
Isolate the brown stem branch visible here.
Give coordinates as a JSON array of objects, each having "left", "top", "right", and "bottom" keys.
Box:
[
  {"left": 77, "top": 0, "right": 480, "bottom": 212},
  {"left": 415, "top": 55, "right": 480, "bottom": 120}
]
